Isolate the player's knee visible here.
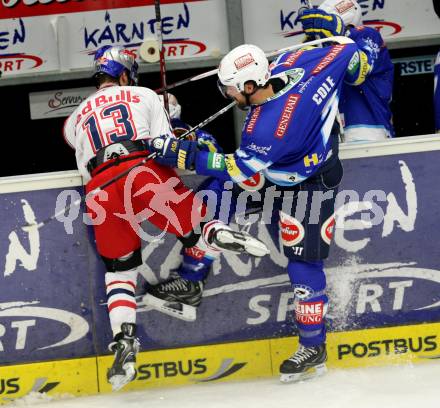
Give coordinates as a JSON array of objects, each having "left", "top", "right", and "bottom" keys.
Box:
[
  {"left": 101, "top": 248, "right": 142, "bottom": 272},
  {"left": 287, "top": 260, "right": 326, "bottom": 292}
]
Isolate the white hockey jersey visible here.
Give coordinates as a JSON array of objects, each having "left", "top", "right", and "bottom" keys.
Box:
[{"left": 63, "top": 84, "right": 173, "bottom": 181}]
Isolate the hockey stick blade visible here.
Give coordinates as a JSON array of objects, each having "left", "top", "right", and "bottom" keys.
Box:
[
  {"left": 155, "top": 36, "right": 354, "bottom": 94},
  {"left": 22, "top": 101, "right": 237, "bottom": 231}
]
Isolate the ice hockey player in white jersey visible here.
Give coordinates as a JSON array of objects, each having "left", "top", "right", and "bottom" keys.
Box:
[
  {"left": 63, "top": 45, "right": 268, "bottom": 391},
  {"left": 297, "top": 0, "right": 395, "bottom": 142}
]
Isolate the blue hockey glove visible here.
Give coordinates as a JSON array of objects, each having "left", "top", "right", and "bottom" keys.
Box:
[
  {"left": 297, "top": 8, "right": 345, "bottom": 39},
  {"left": 174, "top": 126, "right": 221, "bottom": 153},
  {"left": 149, "top": 136, "right": 197, "bottom": 170},
  {"left": 197, "top": 130, "right": 222, "bottom": 153},
  {"left": 198, "top": 137, "right": 219, "bottom": 153}
]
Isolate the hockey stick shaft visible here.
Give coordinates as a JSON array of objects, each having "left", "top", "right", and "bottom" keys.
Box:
[
  {"left": 155, "top": 0, "right": 169, "bottom": 113},
  {"left": 154, "top": 36, "right": 352, "bottom": 94},
  {"left": 26, "top": 101, "right": 237, "bottom": 230},
  {"left": 154, "top": 68, "right": 218, "bottom": 94}
]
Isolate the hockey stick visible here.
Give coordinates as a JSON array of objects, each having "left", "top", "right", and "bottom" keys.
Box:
[
  {"left": 154, "top": 0, "right": 169, "bottom": 113},
  {"left": 154, "top": 36, "right": 352, "bottom": 94},
  {"left": 24, "top": 101, "right": 237, "bottom": 231},
  {"left": 154, "top": 68, "right": 218, "bottom": 94}
]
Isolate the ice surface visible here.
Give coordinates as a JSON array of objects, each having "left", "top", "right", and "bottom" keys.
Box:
[{"left": 10, "top": 362, "right": 440, "bottom": 408}]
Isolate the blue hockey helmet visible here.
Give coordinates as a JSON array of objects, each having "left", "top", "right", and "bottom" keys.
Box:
[{"left": 93, "top": 45, "right": 139, "bottom": 85}]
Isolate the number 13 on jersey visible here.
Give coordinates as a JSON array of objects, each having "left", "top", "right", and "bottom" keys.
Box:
[{"left": 83, "top": 102, "right": 137, "bottom": 152}]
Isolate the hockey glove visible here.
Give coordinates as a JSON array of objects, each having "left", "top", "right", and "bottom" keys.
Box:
[
  {"left": 173, "top": 126, "right": 197, "bottom": 141},
  {"left": 198, "top": 137, "right": 219, "bottom": 153},
  {"left": 149, "top": 136, "right": 197, "bottom": 170},
  {"left": 172, "top": 127, "right": 220, "bottom": 152},
  {"left": 197, "top": 131, "right": 222, "bottom": 153},
  {"left": 297, "top": 8, "right": 345, "bottom": 39}
]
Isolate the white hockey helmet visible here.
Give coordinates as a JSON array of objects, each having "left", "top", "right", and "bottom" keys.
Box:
[
  {"left": 159, "top": 93, "right": 181, "bottom": 119},
  {"left": 319, "top": 0, "right": 362, "bottom": 27},
  {"left": 217, "top": 44, "right": 270, "bottom": 97}
]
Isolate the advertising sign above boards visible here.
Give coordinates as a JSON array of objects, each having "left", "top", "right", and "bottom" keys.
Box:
[
  {"left": 242, "top": 0, "right": 440, "bottom": 53},
  {"left": 393, "top": 55, "right": 436, "bottom": 76},
  {"left": 0, "top": 0, "right": 200, "bottom": 19},
  {"left": 0, "top": 0, "right": 229, "bottom": 77},
  {"left": 29, "top": 87, "right": 95, "bottom": 120}
]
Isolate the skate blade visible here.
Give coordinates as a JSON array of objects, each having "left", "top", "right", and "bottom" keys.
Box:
[
  {"left": 216, "top": 230, "right": 270, "bottom": 257},
  {"left": 142, "top": 293, "right": 197, "bottom": 322},
  {"left": 108, "top": 364, "right": 136, "bottom": 392},
  {"left": 280, "top": 363, "right": 327, "bottom": 383}
]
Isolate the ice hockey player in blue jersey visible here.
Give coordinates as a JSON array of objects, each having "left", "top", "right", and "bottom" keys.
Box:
[
  {"left": 434, "top": 50, "right": 440, "bottom": 132},
  {"left": 297, "top": 0, "right": 395, "bottom": 142},
  {"left": 148, "top": 37, "right": 366, "bottom": 382}
]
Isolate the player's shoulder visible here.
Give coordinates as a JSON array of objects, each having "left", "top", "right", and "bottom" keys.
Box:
[
  {"left": 348, "top": 25, "right": 384, "bottom": 42},
  {"left": 269, "top": 45, "right": 325, "bottom": 76},
  {"left": 245, "top": 96, "right": 292, "bottom": 141},
  {"left": 243, "top": 103, "right": 271, "bottom": 138},
  {"left": 127, "top": 86, "right": 160, "bottom": 100}
]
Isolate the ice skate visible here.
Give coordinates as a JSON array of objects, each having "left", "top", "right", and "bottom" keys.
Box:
[
  {"left": 107, "top": 323, "right": 140, "bottom": 391},
  {"left": 279, "top": 344, "right": 327, "bottom": 383},
  {"left": 206, "top": 222, "right": 269, "bottom": 257},
  {"left": 143, "top": 278, "right": 204, "bottom": 322}
]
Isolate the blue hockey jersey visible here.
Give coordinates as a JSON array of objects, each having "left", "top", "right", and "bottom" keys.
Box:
[
  {"left": 341, "top": 26, "right": 395, "bottom": 139},
  {"left": 434, "top": 50, "right": 440, "bottom": 133},
  {"left": 195, "top": 43, "right": 359, "bottom": 186}
]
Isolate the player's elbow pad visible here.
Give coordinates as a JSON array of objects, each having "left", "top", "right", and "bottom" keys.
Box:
[{"left": 344, "top": 50, "right": 373, "bottom": 86}]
